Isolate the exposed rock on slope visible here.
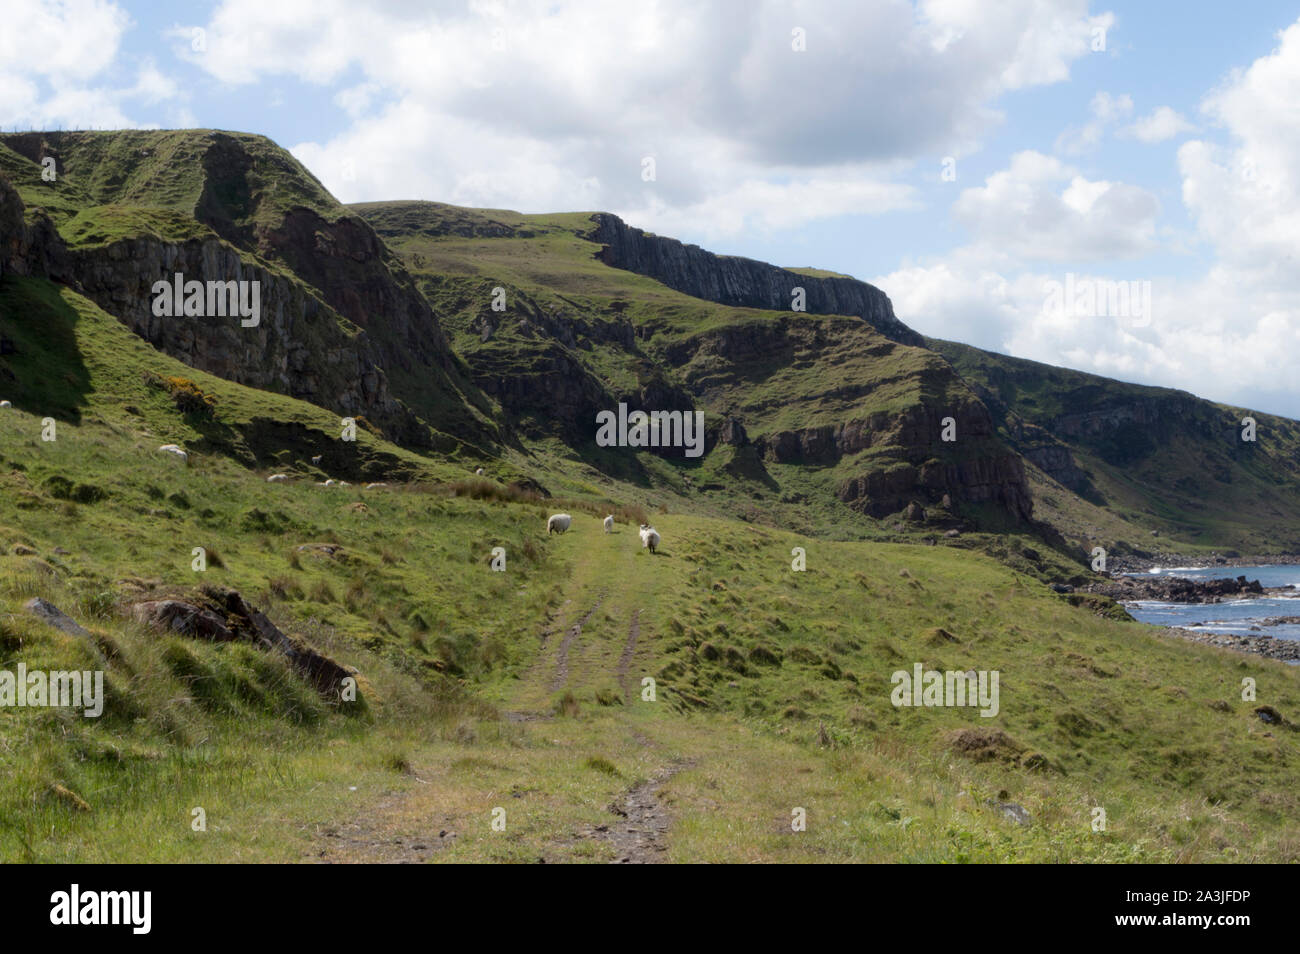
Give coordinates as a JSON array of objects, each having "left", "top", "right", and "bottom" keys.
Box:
[
  {"left": 0, "top": 176, "right": 69, "bottom": 281},
  {"left": 69, "top": 233, "right": 432, "bottom": 442},
  {"left": 669, "top": 314, "right": 1033, "bottom": 521},
  {"left": 0, "top": 131, "right": 498, "bottom": 450},
  {"left": 590, "top": 212, "right": 924, "bottom": 347},
  {"left": 932, "top": 337, "right": 1300, "bottom": 549}
]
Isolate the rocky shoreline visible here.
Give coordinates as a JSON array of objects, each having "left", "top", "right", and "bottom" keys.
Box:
[
  {"left": 1162, "top": 626, "right": 1300, "bottom": 663},
  {"left": 1083, "top": 574, "right": 1297, "bottom": 603},
  {"left": 1075, "top": 564, "right": 1300, "bottom": 663}
]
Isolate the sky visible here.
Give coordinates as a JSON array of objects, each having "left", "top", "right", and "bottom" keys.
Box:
[{"left": 3, "top": 0, "right": 1299, "bottom": 417}]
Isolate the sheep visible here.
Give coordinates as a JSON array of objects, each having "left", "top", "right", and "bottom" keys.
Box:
[
  {"left": 311, "top": 455, "right": 323, "bottom": 465},
  {"left": 475, "top": 467, "right": 485, "bottom": 476},
  {"left": 316, "top": 479, "right": 336, "bottom": 487},
  {"left": 0, "top": 400, "right": 10, "bottom": 408},
  {"left": 267, "top": 473, "right": 289, "bottom": 482},
  {"left": 365, "top": 482, "right": 388, "bottom": 489},
  {"left": 639, "top": 524, "right": 660, "bottom": 554},
  {"left": 603, "top": 514, "right": 614, "bottom": 534},
  {"left": 158, "top": 444, "right": 188, "bottom": 462},
  {"left": 547, "top": 513, "right": 572, "bottom": 534}
]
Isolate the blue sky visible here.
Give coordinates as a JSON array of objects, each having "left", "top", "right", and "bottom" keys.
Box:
[{"left": 4, "top": 0, "right": 1300, "bottom": 417}]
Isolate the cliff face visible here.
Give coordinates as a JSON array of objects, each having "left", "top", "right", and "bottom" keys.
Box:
[
  {"left": 666, "top": 314, "right": 1034, "bottom": 522},
  {"left": 0, "top": 175, "right": 438, "bottom": 445},
  {"left": 0, "top": 131, "right": 498, "bottom": 449},
  {"left": 589, "top": 213, "right": 925, "bottom": 347},
  {"left": 0, "top": 177, "right": 69, "bottom": 281},
  {"left": 66, "top": 233, "right": 439, "bottom": 445}
]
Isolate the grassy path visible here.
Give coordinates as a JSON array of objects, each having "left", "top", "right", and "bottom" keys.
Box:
[{"left": 313, "top": 514, "right": 696, "bottom": 863}]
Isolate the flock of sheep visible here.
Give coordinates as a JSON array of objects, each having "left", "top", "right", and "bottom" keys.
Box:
[
  {"left": 548, "top": 511, "right": 660, "bottom": 554},
  {"left": 152, "top": 443, "right": 660, "bottom": 552}
]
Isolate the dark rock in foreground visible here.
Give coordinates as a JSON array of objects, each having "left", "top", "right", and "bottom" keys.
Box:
[{"left": 132, "top": 585, "right": 356, "bottom": 696}]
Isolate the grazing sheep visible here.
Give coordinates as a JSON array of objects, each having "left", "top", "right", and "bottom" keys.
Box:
[
  {"left": 311, "top": 455, "right": 323, "bottom": 465},
  {"left": 158, "top": 444, "right": 188, "bottom": 462},
  {"left": 317, "top": 479, "right": 336, "bottom": 487},
  {"left": 475, "top": 467, "right": 485, "bottom": 476},
  {"left": 339, "top": 480, "right": 350, "bottom": 486},
  {"left": 0, "top": 400, "right": 10, "bottom": 408},
  {"left": 639, "top": 524, "right": 660, "bottom": 554},
  {"left": 603, "top": 514, "right": 614, "bottom": 533},
  {"left": 267, "top": 473, "right": 289, "bottom": 482},
  {"left": 365, "top": 482, "right": 387, "bottom": 489},
  {"left": 547, "top": 513, "right": 572, "bottom": 534}
]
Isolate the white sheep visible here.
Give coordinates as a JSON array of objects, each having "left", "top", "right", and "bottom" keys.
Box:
[
  {"left": 639, "top": 524, "right": 660, "bottom": 554},
  {"left": 267, "top": 473, "right": 289, "bottom": 482},
  {"left": 547, "top": 513, "right": 572, "bottom": 534},
  {"left": 365, "top": 482, "right": 387, "bottom": 489},
  {"left": 311, "top": 455, "right": 323, "bottom": 465},
  {"left": 475, "top": 467, "right": 485, "bottom": 476},
  {"left": 316, "top": 478, "right": 336, "bottom": 487},
  {"left": 603, "top": 514, "right": 614, "bottom": 533},
  {"left": 0, "top": 400, "right": 11, "bottom": 408},
  {"left": 158, "top": 444, "right": 188, "bottom": 462}
]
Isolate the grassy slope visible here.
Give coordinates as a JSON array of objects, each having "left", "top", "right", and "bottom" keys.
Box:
[
  {"left": 932, "top": 338, "right": 1300, "bottom": 554},
  {"left": 356, "top": 201, "right": 1014, "bottom": 540},
  {"left": 0, "top": 130, "right": 344, "bottom": 228},
  {"left": 2, "top": 274, "right": 1298, "bottom": 862}
]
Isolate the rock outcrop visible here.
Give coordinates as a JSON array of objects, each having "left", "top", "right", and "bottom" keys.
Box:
[
  {"left": 1, "top": 131, "right": 499, "bottom": 451},
  {"left": 67, "top": 233, "right": 437, "bottom": 445},
  {"left": 0, "top": 176, "right": 70, "bottom": 281},
  {"left": 1087, "top": 574, "right": 1267, "bottom": 603},
  {"left": 666, "top": 315, "right": 1034, "bottom": 523},
  {"left": 132, "top": 585, "right": 355, "bottom": 696},
  {"left": 590, "top": 213, "right": 925, "bottom": 347}
]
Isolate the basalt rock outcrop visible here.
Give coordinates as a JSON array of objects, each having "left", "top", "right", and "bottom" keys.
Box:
[
  {"left": 1, "top": 131, "right": 498, "bottom": 451},
  {"left": 590, "top": 213, "right": 925, "bottom": 347},
  {"left": 68, "top": 233, "right": 433, "bottom": 443},
  {"left": 0, "top": 176, "right": 70, "bottom": 282},
  {"left": 666, "top": 314, "right": 1033, "bottom": 522}
]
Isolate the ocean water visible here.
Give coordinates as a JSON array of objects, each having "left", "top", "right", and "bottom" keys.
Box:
[{"left": 1123, "top": 565, "right": 1300, "bottom": 640}]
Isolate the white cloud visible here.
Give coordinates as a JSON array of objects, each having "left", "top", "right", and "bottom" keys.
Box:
[
  {"left": 0, "top": 1, "right": 187, "bottom": 130},
  {"left": 0, "top": 0, "right": 128, "bottom": 82},
  {"left": 189, "top": 0, "right": 1111, "bottom": 224},
  {"left": 875, "top": 21, "right": 1300, "bottom": 419},
  {"left": 951, "top": 150, "right": 1159, "bottom": 262},
  {"left": 1123, "top": 106, "right": 1195, "bottom": 143},
  {"left": 1054, "top": 91, "right": 1132, "bottom": 154}
]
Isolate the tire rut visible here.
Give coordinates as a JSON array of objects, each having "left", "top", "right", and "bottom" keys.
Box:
[
  {"left": 583, "top": 759, "right": 694, "bottom": 863},
  {"left": 550, "top": 593, "right": 606, "bottom": 692},
  {"left": 618, "top": 610, "right": 641, "bottom": 702}
]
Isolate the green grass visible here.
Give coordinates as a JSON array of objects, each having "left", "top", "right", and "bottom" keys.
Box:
[
  {"left": 2, "top": 300, "right": 1298, "bottom": 860},
  {"left": 2, "top": 141, "right": 1300, "bottom": 864}
]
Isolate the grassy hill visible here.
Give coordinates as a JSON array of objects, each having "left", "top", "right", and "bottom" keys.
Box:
[
  {"left": 1, "top": 273, "right": 1298, "bottom": 862},
  {"left": 2, "top": 130, "right": 1300, "bottom": 863},
  {"left": 932, "top": 338, "right": 1300, "bottom": 555}
]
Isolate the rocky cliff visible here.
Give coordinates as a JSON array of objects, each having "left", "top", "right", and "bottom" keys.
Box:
[
  {"left": 589, "top": 213, "right": 925, "bottom": 347},
  {"left": 0, "top": 131, "right": 499, "bottom": 451},
  {"left": 665, "top": 314, "right": 1033, "bottom": 522},
  {"left": 0, "top": 176, "right": 69, "bottom": 282},
  {"left": 67, "top": 232, "right": 439, "bottom": 445}
]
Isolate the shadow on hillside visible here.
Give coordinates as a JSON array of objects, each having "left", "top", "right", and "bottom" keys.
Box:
[{"left": 0, "top": 276, "right": 90, "bottom": 423}]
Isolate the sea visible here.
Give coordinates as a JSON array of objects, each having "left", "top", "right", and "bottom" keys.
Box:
[{"left": 1123, "top": 564, "right": 1300, "bottom": 641}]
